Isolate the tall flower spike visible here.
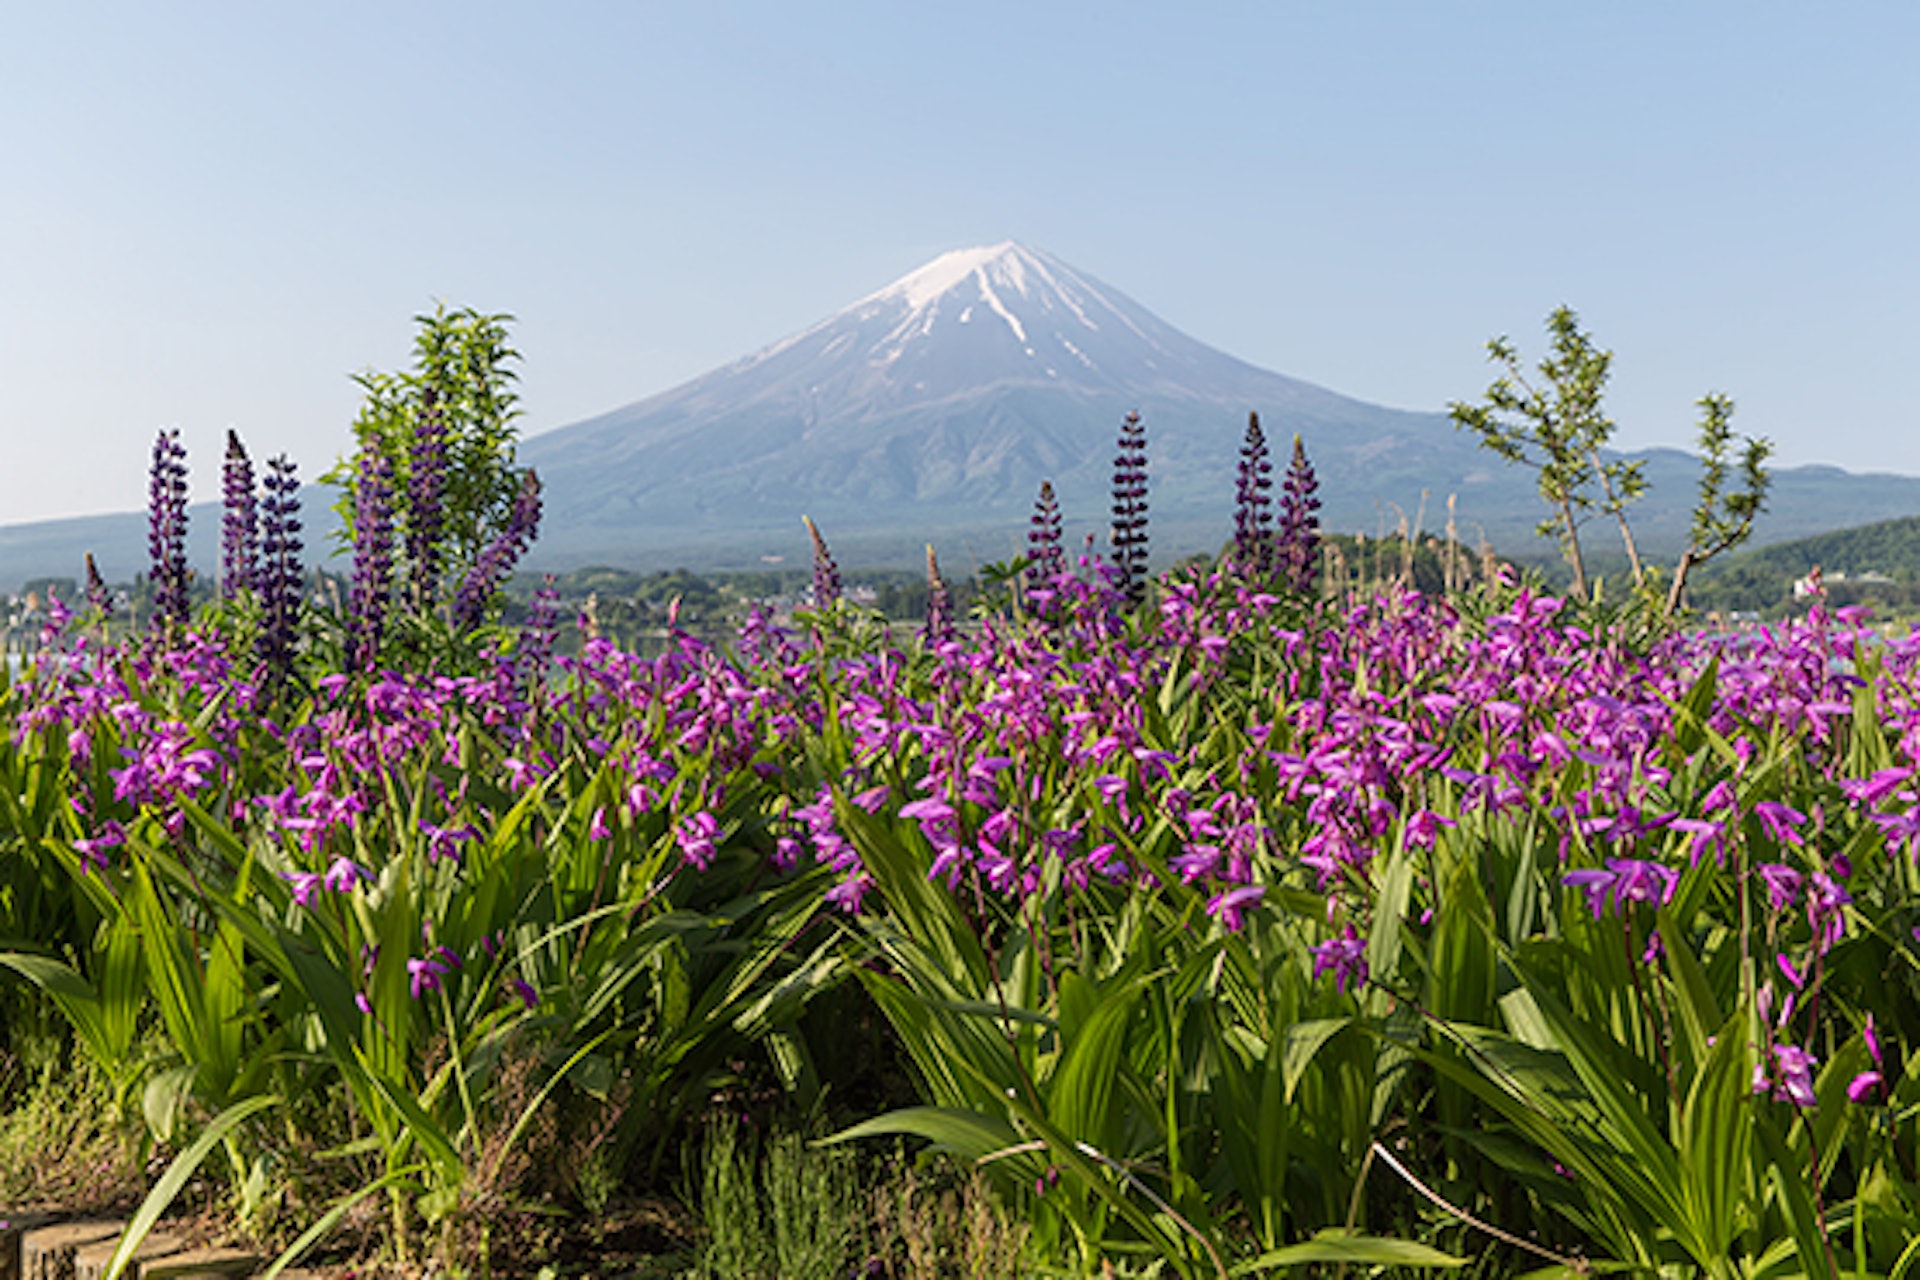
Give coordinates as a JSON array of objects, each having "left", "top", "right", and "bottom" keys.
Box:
[
  {"left": 1277, "top": 433, "right": 1321, "bottom": 595},
  {"left": 256, "top": 454, "right": 303, "bottom": 687},
  {"left": 1026, "top": 479, "right": 1066, "bottom": 593},
  {"left": 349, "top": 447, "right": 395, "bottom": 670},
  {"left": 451, "top": 468, "right": 543, "bottom": 631},
  {"left": 406, "top": 385, "right": 448, "bottom": 613},
  {"left": 804, "top": 515, "right": 841, "bottom": 609},
  {"left": 220, "top": 429, "right": 258, "bottom": 600},
  {"left": 923, "top": 544, "right": 956, "bottom": 648},
  {"left": 1233, "top": 412, "right": 1273, "bottom": 579},
  {"left": 84, "top": 553, "right": 113, "bottom": 619},
  {"left": 1110, "top": 411, "right": 1149, "bottom": 607},
  {"left": 146, "top": 428, "right": 191, "bottom": 630},
  {"left": 516, "top": 573, "right": 561, "bottom": 696}
]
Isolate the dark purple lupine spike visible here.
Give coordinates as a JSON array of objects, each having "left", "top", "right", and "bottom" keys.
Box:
[
  {"left": 923, "top": 544, "right": 956, "bottom": 648},
  {"left": 1110, "top": 411, "right": 1149, "bottom": 607},
  {"left": 452, "top": 469, "right": 543, "bottom": 631},
  {"left": 349, "top": 448, "right": 395, "bottom": 670},
  {"left": 256, "top": 454, "right": 303, "bottom": 686},
  {"left": 1026, "top": 479, "right": 1066, "bottom": 593},
  {"left": 84, "top": 553, "right": 113, "bottom": 619},
  {"left": 220, "top": 429, "right": 258, "bottom": 600},
  {"left": 1233, "top": 412, "right": 1273, "bottom": 579},
  {"left": 146, "top": 427, "right": 191, "bottom": 630},
  {"left": 803, "top": 516, "right": 841, "bottom": 609},
  {"left": 451, "top": 550, "right": 503, "bottom": 633},
  {"left": 516, "top": 573, "right": 560, "bottom": 694},
  {"left": 406, "top": 386, "right": 447, "bottom": 611},
  {"left": 1277, "top": 433, "right": 1321, "bottom": 595}
]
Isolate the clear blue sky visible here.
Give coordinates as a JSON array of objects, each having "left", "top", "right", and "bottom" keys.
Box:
[{"left": 3, "top": 2, "right": 1914, "bottom": 526}]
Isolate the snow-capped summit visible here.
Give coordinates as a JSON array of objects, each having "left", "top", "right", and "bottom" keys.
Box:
[
  {"left": 859, "top": 241, "right": 1037, "bottom": 310},
  {"left": 664, "top": 241, "right": 1345, "bottom": 418},
  {"left": 820, "top": 240, "right": 1170, "bottom": 383},
  {"left": 847, "top": 240, "right": 1143, "bottom": 354}
]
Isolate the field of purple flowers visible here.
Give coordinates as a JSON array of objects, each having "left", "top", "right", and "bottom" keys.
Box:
[{"left": 4, "top": 314, "right": 1919, "bottom": 1279}]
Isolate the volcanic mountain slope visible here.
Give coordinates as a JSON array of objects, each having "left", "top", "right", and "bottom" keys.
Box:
[
  {"left": 521, "top": 242, "right": 1496, "bottom": 567},
  {"left": 521, "top": 242, "right": 1920, "bottom": 571}
]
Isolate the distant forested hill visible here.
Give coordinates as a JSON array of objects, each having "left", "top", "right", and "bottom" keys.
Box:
[{"left": 1690, "top": 515, "right": 1920, "bottom": 614}]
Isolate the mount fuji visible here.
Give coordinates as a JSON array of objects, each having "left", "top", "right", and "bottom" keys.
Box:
[
  {"left": 521, "top": 241, "right": 1920, "bottom": 573},
  {"left": 524, "top": 241, "right": 1496, "bottom": 568}
]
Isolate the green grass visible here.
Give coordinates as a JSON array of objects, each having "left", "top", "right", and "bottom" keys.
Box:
[
  {"left": 0, "top": 1046, "right": 143, "bottom": 1210},
  {"left": 682, "top": 1120, "right": 1035, "bottom": 1280}
]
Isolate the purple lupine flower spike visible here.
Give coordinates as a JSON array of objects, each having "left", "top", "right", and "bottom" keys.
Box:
[
  {"left": 406, "top": 386, "right": 447, "bottom": 611},
  {"left": 1026, "top": 479, "right": 1066, "bottom": 594},
  {"left": 256, "top": 454, "right": 303, "bottom": 687},
  {"left": 923, "top": 544, "right": 956, "bottom": 648},
  {"left": 1233, "top": 411, "right": 1274, "bottom": 579},
  {"left": 349, "top": 448, "right": 395, "bottom": 670},
  {"left": 803, "top": 515, "right": 841, "bottom": 609},
  {"left": 516, "top": 573, "right": 560, "bottom": 694},
  {"left": 83, "top": 553, "right": 113, "bottom": 619},
  {"left": 146, "top": 427, "right": 191, "bottom": 630},
  {"left": 1277, "top": 433, "right": 1321, "bottom": 594},
  {"left": 220, "top": 429, "right": 258, "bottom": 599},
  {"left": 452, "top": 468, "right": 542, "bottom": 631},
  {"left": 1110, "top": 411, "right": 1149, "bottom": 607}
]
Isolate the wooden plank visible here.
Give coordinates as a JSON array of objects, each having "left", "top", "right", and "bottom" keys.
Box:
[
  {"left": 136, "top": 1248, "right": 260, "bottom": 1279},
  {"left": 72, "top": 1231, "right": 182, "bottom": 1280},
  {"left": 20, "top": 1222, "right": 120, "bottom": 1280},
  {"left": 0, "top": 1215, "right": 61, "bottom": 1280}
]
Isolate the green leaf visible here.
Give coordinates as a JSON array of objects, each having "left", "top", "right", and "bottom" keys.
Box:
[
  {"left": 1671, "top": 656, "right": 1720, "bottom": 756},
  {"left": 1366, "top": 843, "right": 1416, "bottom": 1003},
  {"left": 1755, "top": 1109, "right": 1836, "bottom": 1278},
  {"left": 1506, "top": 956, "right": 1690, "bottom": 1231},
  {"left": 1230, "top": 1228, "right": 1466, "bottom": 1272},
  {"left": 126, "top": 855, "right": 214, "bottom": 1072},
  {"left": 1281, "top": 1017, "right": 1352, "bottom": 1103},
  {"left": 104, "top": 1094, "right": 279, "bottom": 1280},
  {"left": 142, "top": 1064, "right": 199, "bottom": 1145},
  {"left": 820, "top": 1106, "right": 1022, "bottom": 1162},
  {"left": 354, "top": 1048, "right": 464, "bottom": 1201},
  {"left": 1656, "top": 906, "right": 1721, "bottom": 1069},
  {"left": 0, "top": 952, "right": 114, "bottom": 1065},
  {"left": 1677, "top": 1010, "right": 1753, "bottom": 1258},
  {"left": 1048, "top": 968, "right": 1150, "bottom": 1145}
]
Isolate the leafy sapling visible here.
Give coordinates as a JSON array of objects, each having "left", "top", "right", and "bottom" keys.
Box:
[
  {"left": 1451, "top": 307, "right": 1645, "bottom": 598},
  {"left": 327, "top": 305, "right": 527, "bottom": 623},
  {"left": 1664, "top": 393, "right": 1772, "bottom": 617}
]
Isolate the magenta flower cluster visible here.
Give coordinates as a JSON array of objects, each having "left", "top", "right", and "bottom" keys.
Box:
[{"left": 16, "top": 544, "right": 1908, "bottom": 1141}]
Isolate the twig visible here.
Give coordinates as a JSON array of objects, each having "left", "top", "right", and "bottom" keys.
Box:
[{"left": 1369, "top": 1141, "right": 1589, "bottom": 1274}]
